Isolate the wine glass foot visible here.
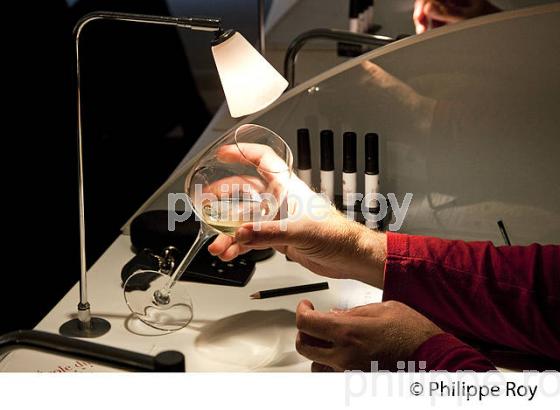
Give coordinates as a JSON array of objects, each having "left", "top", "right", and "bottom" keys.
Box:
[{"left": 123, "top": 270, "right": 193, "bottom": 332}]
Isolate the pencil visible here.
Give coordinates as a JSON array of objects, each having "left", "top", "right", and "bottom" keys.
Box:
[
  {"left": 497, "top": 220, "right": 512, "bottom": 246},
  {"left": 250, "top": 282, "right": 329, "bottom": 299}
]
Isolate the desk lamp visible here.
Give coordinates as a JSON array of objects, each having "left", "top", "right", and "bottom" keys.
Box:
[{"left": 60, "top": 11, "right": 288, "bottom": 338}]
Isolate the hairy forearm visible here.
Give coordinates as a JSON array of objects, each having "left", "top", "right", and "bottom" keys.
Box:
[
  {"left": 383, "top": 232, "right": 560, "bottom": 360},
  {"left": 354, "top": 226, "right": 387, "bottom": 289}
]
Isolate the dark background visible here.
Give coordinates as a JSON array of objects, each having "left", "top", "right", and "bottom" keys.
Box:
[{"left": 3, "top": 0, "right": 224, "bottom": 334}]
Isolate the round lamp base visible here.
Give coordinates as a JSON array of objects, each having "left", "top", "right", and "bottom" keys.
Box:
[{"left": 59, "top": 317, "right": 111, "bottom": 338}]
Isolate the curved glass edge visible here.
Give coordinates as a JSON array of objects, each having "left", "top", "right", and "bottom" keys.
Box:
[{"left": 123, "top": 4, "right": 560, "bottom": 246}]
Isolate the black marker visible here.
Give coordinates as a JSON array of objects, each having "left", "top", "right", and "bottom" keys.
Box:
[
  {"left": 297, "top": 128, "right": 312, "bottom": 188},
  {"left": 320, "top": 130, "right": 334, "bottom": 202},
  {"left": 342, "top": 132, "right": 357, "bottom": 209},
  {"left": 365, "top": 133, "right": 380, "bottom": 229},
  {"left": 349, "top": 0, "right": 360, "bottom": 33},
  {"left": 358, "top": 0, "right": 367, "bottom": 33},
  {"left": 367, "top": 1, "right": 375, "bottom": 32}
]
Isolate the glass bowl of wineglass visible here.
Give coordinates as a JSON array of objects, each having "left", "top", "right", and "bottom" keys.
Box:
[{"left": 123, "top": 124, "right": 293, "bottom": 332}]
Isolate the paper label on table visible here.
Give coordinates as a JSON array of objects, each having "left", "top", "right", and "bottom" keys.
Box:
[{"left": 0, "top": 349, "right": 117, "bottom": 372}]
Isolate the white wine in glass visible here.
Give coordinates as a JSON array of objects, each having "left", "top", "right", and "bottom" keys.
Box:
[
  {"left": 123, "top": 124, "right": 293, "bottom": 331},
  {"left": 201, "top": 198, "right": 274, "bottom": 235}
]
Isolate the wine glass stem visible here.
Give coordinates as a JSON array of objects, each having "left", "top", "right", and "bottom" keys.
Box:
[{"left": 159, "top": 226, "right": 215, "bottom": 297}]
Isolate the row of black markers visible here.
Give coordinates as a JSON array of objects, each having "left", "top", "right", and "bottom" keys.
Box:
[{"left": 296, "top": 128, "right": 383, "bottom": 229}]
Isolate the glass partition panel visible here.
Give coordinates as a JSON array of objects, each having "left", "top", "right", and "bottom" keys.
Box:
[{"left": 130, "top": 4, "right": 560, "bottom": 245}]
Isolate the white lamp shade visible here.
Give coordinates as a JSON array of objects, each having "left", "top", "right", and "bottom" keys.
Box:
[{"left": 212, "top": 32, "right": 288, "bottom": 118}]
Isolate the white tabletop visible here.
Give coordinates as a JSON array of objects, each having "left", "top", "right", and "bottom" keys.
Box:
[
  {"left": 9, "top": 234, "right": 381, "bottom": 372},
  {"left": 0, "top": 102, "right": 383, "bottom": 372}
]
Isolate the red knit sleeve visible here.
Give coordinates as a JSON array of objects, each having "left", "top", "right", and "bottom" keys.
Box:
[
  {"left": 409, "top": 333, "right": 495, "bottom": 371},
  {"left": 383, "top": 232, "right": 560, "bottom": 362}
]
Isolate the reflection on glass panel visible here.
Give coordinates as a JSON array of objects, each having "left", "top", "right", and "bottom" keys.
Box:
[{"left": 134, "top": 5, "right": 560, "bottom": 246}]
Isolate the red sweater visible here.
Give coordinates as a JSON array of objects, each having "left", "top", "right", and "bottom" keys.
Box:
[{"left": 383, "top": 232, "right": 560, "bottom": 371}]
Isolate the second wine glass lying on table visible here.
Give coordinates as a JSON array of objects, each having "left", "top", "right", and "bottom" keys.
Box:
[{"left": 123, "top": 124, "right": 293, "bottom": 331}]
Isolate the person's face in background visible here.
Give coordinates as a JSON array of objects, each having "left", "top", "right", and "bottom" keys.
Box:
[{"left": 413, "top": 0, "right": 501, "bottom": 33}]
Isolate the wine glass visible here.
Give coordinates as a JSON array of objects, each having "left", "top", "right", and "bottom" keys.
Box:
[{"left": 123, "top": 124, "right": 293, "bottom": 331}]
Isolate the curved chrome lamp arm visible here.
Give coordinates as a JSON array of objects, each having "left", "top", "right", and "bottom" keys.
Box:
[
  {"left": 74, "top": 11, "right": 221, "bottom": 34},
  {"left": 63, "top": 12, "right": 222, "bottom": 338},
  {"left": 284, "top": 28, "right": 395, "bottom": 88}
]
